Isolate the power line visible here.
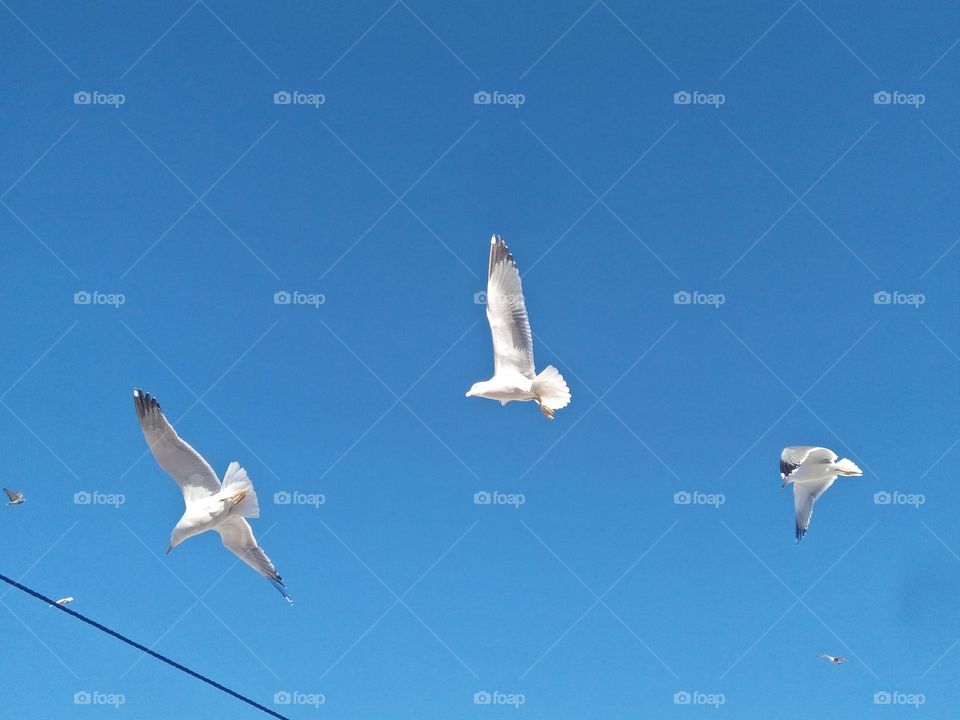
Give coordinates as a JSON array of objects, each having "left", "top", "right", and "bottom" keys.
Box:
[{"left": 0, "top": 572, "right": 291, "bottom": 720}]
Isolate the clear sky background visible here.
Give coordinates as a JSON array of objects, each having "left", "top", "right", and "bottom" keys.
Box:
[{"left": 1, "top": 1, "right": 958, "bottom": 718}]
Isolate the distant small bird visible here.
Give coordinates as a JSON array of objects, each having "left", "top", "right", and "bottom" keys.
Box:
[
  {"left": 54, "top": 597, "right": 74, "bottom": 606},
  {"left": 3, "top": 488, "right": 24, "bottom": 506},
  {"left": 133, "top": 389, "right": 291, "bottom": 603},
  {"left": 466, "top": 235, "right": 571, "bottom": 419},
  {"left": 817, "top": 653, "right": 846, "bottom": 664},
  {"left": 781, "top": 446, "right": 863, "bottom": 542}
]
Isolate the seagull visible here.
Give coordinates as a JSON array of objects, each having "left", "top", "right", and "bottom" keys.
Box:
[
  {"left": 133, "top": 389, "right": 291, "bottom": 603},
  {"left": 3, "top": 488, "right": 24, "bottom": 506},
  {"left": 817, "top": 653, "right": 846, "bottom": 664},
  {"left": 466, "top": 235, "right": 571, "bottom": 420},
  {"left": 781, "top": 446, "right": 863, "bottom": 543},
  {"left": 54, "top": 597, "right": 74, "bottom": 606}
]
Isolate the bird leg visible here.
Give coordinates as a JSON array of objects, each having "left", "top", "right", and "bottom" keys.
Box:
[
  {"left": 535, "top": 399, "right": 555, "bottom": 420},
  {"left": 223, "top": 490, "right": 246, "bottom": 507}
]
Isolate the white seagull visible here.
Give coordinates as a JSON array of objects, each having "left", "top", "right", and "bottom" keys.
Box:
[
  {"left": 133, "top": 389, "right": 291, "bottom": 603},
  {"left": 466, "top": 235, "right": 571, "bottom": 419},
  {"left": 54, "top": 597, "right": 74, "bottom": 607},
  {"left": 780, "top": 446, "right": 863, "bottom": 543},
  {"left": 817, "top": 653, "right": 846, "bottom": 664},
  {"left": 3, "top": 488, "right": 24, "bottom": 506}
]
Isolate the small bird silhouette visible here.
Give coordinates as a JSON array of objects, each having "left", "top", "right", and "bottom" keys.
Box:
[
  {"left": 3, "top": 488, "right": 24, "bottom": 506},
  {"left": 817, "top": 653, "right": 846, "bottom": 664}
]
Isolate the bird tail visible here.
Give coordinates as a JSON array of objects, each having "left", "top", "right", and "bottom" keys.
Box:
[
  {"left": 221, "top": 461, "right": 260, "bottom": 518},
  {"left": 532, "top": 365, "right": 571, "bottom": 420},
  {"left": 831, "top": 458, "right": 862, "bottom": 476}
]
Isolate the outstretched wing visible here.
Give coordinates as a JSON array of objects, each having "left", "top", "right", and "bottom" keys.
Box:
[
  {"left": 133, "top": 389, "right": 221, "bottom": 502},
  {"left": 3, "top": 488, "right": 19, "bottom": 502},
  {"left": 793, "top": 476, "right": 836, "bottom": 542},
  {"left": 780, "top": 446, "right": 836, "bottom": 481},
  {"left": 216, "top": 517, "right": 291, "bottom": 603},
  {"left": 486, "top": 235, "right": 535, "bottom": 378}
]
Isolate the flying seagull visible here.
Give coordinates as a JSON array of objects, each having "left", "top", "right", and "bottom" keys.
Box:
[
  {"left": 54, "top": 597, "right": 74, "bottom": 606},
  {"left": 466, "top": 235, "right": 571, "bottom": 420},
  {"left": 817, "top": 653, "right": 846, "bottom": 664},
  {"left": 781, "top": 446, "right": 863, "bottom": 542},
  {"left": 3, "top": 488, "right": 24, "bottom": 506},
  {"left": 133, "top": 389, "right": 291, "bottom": 603}
]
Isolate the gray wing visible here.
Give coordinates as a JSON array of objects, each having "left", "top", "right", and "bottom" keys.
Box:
[
  {"left": 133, "top": 389, "right": 221, "bottom": 502},
  {"left": 793, "top": 476, "right": 836, "bottom": 542},
  {"left": 3, "top": 488, "right": 20, "bottom": 502},
  {"left": 486, "top": 235, "right": 535, "bottom": 378},
  {"left": 216, "top": 517, "right": 291, "bottom": 603},
  {"left": 780, "top": 446, "right": 837, "bottom": 481}
]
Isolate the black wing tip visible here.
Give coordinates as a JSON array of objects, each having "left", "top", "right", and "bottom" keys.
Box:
[
  {"left": 488, "top": 233, "right": 517, "bottom": 274},
  {"left": 272, "top": 577, "right": 293, "bottom": 604},
  {"left": 133, "top": 388, "right": 161, "bottom": 421},
  {"left": 795, "top": 525, "right": 807, "bottom": 543}
]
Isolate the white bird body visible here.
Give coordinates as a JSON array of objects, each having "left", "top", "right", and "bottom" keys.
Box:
[
  {"left": 133, "top": 389, "right": 291, "bottom": 603},
  {"left": 167, "top": 462, "right": 259, "bottom": 553},
  {"left": 781, "top": 446, "right": 863, "bottom": 542},
  {"left": 467, "top": 235, "right": 571, "bottom": 419},
  {"left": 470, "top": 369, "right": 536, "bottom": 404}
]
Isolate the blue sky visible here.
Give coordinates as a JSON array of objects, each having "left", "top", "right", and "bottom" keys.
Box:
[{"left": 1, "top": 1, "right": 958, "bottom": 717}]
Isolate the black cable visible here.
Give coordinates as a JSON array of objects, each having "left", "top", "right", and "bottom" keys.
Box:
[{"left": 0, "top": 572, "right": 291, "bottom": 720}]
